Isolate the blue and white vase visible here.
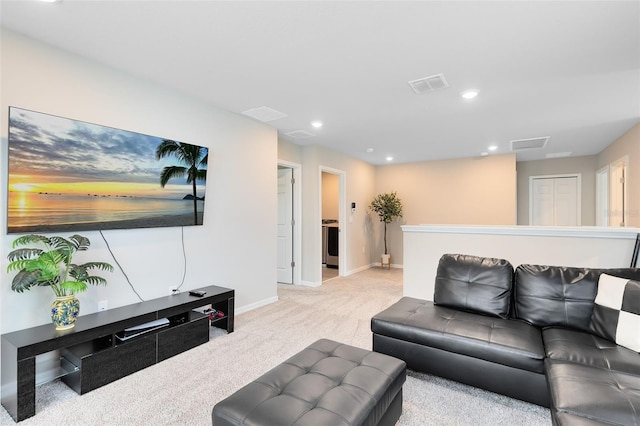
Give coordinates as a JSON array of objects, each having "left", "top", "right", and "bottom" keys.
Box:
[{"left": 51, "top": 296, "right": 80, "bottom": 330}]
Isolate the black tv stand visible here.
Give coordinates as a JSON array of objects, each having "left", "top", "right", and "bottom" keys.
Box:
[{"left": 1, "top": 285, "right": 234, "bottom": 422}]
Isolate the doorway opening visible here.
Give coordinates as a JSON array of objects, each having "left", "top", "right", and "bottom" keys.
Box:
[
  {"left": 320, "top": 167, "right": 346, "bottom": 282},
  {"left": 277, "top": 161, "right": 302, "bottom": 285}
]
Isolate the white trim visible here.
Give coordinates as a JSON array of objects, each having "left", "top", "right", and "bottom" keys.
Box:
[
  {"left": 345, "top": 263, "right": 372, "bottom": 276},
  {"left": 372, "top": 263, "right": 404, "bottom": 269},
  {"left": 235, "top": 296, "right": 279, "bottom": 315},
  {"left": 610, "top": 155, "right": 629, "bottom": 227},
  {"left": 402, "top": 224, "right": 640, "bottom": 240},
  {"left": 299, "top": 280, "right": 322, "bottom": 287},
  {"left": 596, "top": 165, "right": 610, "bottom": 227},
  {"left": 277, "top": 160, "right": 302, "bottom": 286},
  {"left": 529, "top": 173, "right": 581, "bottom": 226}
]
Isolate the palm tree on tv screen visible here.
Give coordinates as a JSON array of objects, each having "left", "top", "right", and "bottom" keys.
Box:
[{"left": 156, "top": 140, "right": 208, "bottom": 225}]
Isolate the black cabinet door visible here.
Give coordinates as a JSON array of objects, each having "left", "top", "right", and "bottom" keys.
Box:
[
  {"left": 71, "top": 337, "right": 156, "bottom": 394},
  {"left": 157, "top": 316, "right": 209, "bottom": 362}
]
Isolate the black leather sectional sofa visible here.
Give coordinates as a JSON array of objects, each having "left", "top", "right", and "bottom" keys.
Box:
[{"left": 371, "top": 254, "right": 640, "bottom": 425}]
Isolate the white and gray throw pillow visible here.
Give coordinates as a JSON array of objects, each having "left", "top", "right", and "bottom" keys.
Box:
[{"left": 589, "top": 273, "right": 640, "bottom": 352}]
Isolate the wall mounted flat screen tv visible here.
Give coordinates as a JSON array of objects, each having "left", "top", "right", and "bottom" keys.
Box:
[{"left": 7, "top": 107, "right": 208, "bottom": 234}]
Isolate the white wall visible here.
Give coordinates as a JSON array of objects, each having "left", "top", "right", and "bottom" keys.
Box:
[
  {"left": 322, "top": 172, "right": 339, "bottom": 220},
  {"left": 374, "top": 154, "right": 517, "bottom": 265},
  {"left": 598, "top": 123, "right": 640, "bottom": 227},
  {"left": 277, "top": 138, "right": 303, "bottom": 165},
  {"left": 294, "top": 145, "right": 375, "bottom": 284},
  {"left": 403, "top": 225, "right": 640, "bottom": 301},
  {"left": 516, "top": 155, "right": 598, "bottom": 226},
  {"left": 277, "top": 139, "right": 376, "bottom": 285},
  {"left": 0, "top": 29, "right": 278, "bottom": 338}
]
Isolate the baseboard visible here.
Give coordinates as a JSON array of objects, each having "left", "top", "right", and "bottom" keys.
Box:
[
  {"left": 296, "top": 264, "right": 398, "bottom": 286},
  {"left": 235, "top": 296, "right": 278, "bottom": 315},
  {"left": 373, "top": 262, "right": 404, "bottom": 269},
  {"left": 345, "top": 264, "right": 372, "bottom": 276}
]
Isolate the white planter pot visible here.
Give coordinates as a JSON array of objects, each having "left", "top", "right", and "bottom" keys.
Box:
[{"left": 381, "top": 254, "right": 391, "bottom": 269}]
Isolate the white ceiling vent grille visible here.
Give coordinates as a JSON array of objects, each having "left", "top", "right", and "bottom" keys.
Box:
[
  {"left": 285, "top": 130, "right": 315, "bottom": 139},
  {"left": 510, "top": 136, "right": 550, "bottom": 151},
  {"left": 408, "top": 74, "right": 449, "bottom": 94},
  {"left": 546, "top": 152, "right": 572, "bottom": 159},
  {"left": 241, "top": 106, "right": 287, "bottom": 122}
]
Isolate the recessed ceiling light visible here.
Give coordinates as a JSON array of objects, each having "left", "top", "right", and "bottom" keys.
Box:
[
  {"left": 40, "top": 0, "right": 59, "bottom": 3},
  {"left": 366, "top": 148, "right": 374, "bottom": 153},
  {"left": 461, "top": 90, "right": 479, "bottom": 100},
  {"left": 480, "top": 152, "right": 489, "bottom": 157},
  {"left": 311, "top": 121, "right": 323, "bottom": 128},
  {"left": 386, "top": 156, "right": 393, "bottom": 162},
  {"left": 488, "top": 145, "right": 497, "bottom": 151}
]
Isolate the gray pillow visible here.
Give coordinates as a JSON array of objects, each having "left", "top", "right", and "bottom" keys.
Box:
[{"left": 434, "top": 253, "right": 514, "bottom": 318}]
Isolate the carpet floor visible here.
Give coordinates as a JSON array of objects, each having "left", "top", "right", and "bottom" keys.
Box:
[{"left": 0, "top": 268, "right": 550, "bottom": 425}]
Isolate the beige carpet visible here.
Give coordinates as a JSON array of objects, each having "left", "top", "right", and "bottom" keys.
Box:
[
  {"left": 0, "top": 268, "right": 550, "bottom": 425},
  {"left": 322, "top": 266, "right": 339, "bottom": 281}
]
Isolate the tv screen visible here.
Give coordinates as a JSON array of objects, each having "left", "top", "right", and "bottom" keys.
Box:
[{"left": 7, "top": 107, "right": 208, "bottom": 234}]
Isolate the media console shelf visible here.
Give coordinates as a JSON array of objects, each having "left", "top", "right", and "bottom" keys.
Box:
[{"left": 1, "top": 285, "right": 234, "bottom": 422}]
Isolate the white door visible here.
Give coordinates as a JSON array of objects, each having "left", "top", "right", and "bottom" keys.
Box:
[
  {"left": 277, "top": 168, "right": 294, "bottom": 284},
  {"left": 610, "top": 158, "right": 628, "bottom": 227},
  {"left": 553, "top": 177, "right": 579, "bottom": 225},
  {"left": 596, "top": 166, "right": 609, "bottom": 226},
  {"left": 531, "top": 178, "right": 555, "bottom": 225},
  {"left": 530, "top": 175, "right": 580, "bottom": 226}
]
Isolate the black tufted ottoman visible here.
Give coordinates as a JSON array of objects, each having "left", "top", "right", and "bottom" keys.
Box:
[{"left": 212, "top": 339, "right": 406, "bottom": 426}]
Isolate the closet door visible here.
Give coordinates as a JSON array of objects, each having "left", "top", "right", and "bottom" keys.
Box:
[{"left": 530, "top": 175, "right": 580, "bottom": 226}]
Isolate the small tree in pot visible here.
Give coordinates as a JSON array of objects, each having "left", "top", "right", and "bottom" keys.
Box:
[
  {"left": 6, "top": 234, "right": 113, "bottom": 330},
  {"left": 369, "top": 192, "right": 403, "bottom": 265}
]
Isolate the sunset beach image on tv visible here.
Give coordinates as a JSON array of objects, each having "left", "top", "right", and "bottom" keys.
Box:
[{"left": 7, "top": 107, "right": 208, "bottom": 234}]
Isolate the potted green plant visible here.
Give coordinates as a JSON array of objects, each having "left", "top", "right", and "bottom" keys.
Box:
[
  {"left": 369, "top": 192, "right": 403, "bottom": 268},
  {"left": 6, "top": 234, "right": 114, "bottom": 330}
]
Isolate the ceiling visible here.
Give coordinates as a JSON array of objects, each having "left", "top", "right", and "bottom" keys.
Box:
[{"left": 1, "top": 1, "right": 639, "bottom": 165}]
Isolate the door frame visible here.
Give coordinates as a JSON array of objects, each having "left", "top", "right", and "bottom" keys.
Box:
[
  {"left": 277, "top": 160, "right": 302, "bottom": 285},
  {"left": 319, "top": 166, "right": 347, "bottom": 278},
  {"left": 609, "top": 156, "right": 629, "bottom": 227},
  {"left": 596, "top": 165, "right": 609, "bottom": 227},
  {"left": 528, "top": 173, "right": 581, "bottom": 226}
]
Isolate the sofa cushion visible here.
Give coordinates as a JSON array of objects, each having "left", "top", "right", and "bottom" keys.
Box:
[
  {"left": 434, "top": 254, "right": 513, "bottom": 318},
  {"left": 371, "top": 297, "right": 545, "bottom": 373},
  {"left": 545, "top": 359, "right": 640, "bottom": 426},
  {"left": 514, "top": 265, "right": 640, "bottom": 331},
  {"left": 589, "top": 274, "right": 640, "bottom": 352},
  {"left": 543, "top": 327, "right": 640, "bottom": 375}
]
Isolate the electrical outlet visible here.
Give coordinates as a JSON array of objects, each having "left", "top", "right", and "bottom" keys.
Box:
[{"left": 98, "top": 300, "right": 108, "bottom": 311}]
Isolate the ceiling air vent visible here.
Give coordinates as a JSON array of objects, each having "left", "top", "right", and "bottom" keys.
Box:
[
  {"left": 510, "top": 136, "right": 550, "bottom": 152},
  {"left": 241, "top": 106, "right": 287, "bottom": 122},
  {"left": 545, "top": 152, "right": 572, "bottom": 159},
  {"left": 285, "top": 130, "right": 315, "bottom": 139},
  {"left": 408, "top": 73, "right": 449, "bottom": 94}
]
